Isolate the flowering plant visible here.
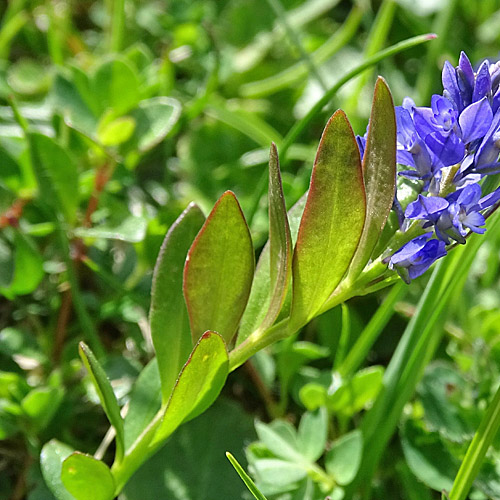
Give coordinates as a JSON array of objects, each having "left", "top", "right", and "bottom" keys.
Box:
[{"left": 40, "top": 52, "right": 500, "bottom": 500}]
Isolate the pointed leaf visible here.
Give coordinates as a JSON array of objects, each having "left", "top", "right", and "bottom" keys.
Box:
[
  {"left": 262, "top": 143, "right": 292, "bottom": 332},
  {"left": 152, "top": 331, "right": 229, "bottom": 445},
  {"left": 183, "top": 191, "right": 254, "bottom": 344},
  {"left": 150, "top": 203, "right": 205, "bottom": 403},
  {"left": 237, "top": 194, "right": 305, "bottom": 344},
  {"left": 78, "top": 342, "right": 124, "bottom": 461},
  {"left": 61, "top": 453, "right": 115, "bottom": 500},
  {"left": 226, "top": 452, "right": 269, "bottom": 500},
  {"left": 40, "top": 440, "right": 75, "bottom": 500},
  {"left": 290, "top": 110, "right": 366, "bottom": 328},
  {"left": 347, "top": 77, "right": 396, "bottom": 281}
]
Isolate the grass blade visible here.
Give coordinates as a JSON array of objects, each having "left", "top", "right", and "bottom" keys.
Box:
[{"left": 226, "top": 452, "right": 269, "bottom": 500}]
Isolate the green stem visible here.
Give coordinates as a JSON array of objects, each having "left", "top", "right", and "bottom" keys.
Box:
[
  {"left": 448, "top": 383, "right": 500, "bottom": 500},
  {"left": 111, "top": 410, "right": 164, "bottom": 494},
  {"left": 280, "top": 33, "right": 437, "bottom": 162},
  {"left": 333, "top": 303, "right": 350, "bottom": 369},
  {"left": 109, "top": 0, "right": 125, "bottom": 52},
  {"left": 229, "top": 318, "right": 292, "bottom": 371}
]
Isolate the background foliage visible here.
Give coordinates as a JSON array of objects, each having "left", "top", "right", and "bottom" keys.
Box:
[{"left": 1, "top": 0, "right": 500, "bottom": 499}]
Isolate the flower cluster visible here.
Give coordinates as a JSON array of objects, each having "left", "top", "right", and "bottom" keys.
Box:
[{"left": 369, "top": 52, "right": 500, "bottom": 282}]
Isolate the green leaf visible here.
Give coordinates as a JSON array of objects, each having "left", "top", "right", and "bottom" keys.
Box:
[
  {"left": 21, "top": 386, "right": 63, "bottom": 430},
  {"left": 123, "top": 358, "right": 161, "bottom": 450},
  {"left": 277, "top": 340, "right": 329, "bottom": 410},
  {"left": 97, "top": 114, "right": 136, "bottom": 146},
  {"left": 418, "top": 363, "right": 473, "bottom": 442},
  {"left": 401, "top": 419, "right": 457, "bottom": 493},
  {"left": 79, "top": 342, "right": 125, "bottom": 462},
  {"left": 260, "top": 143, "right": 292, "bottom": 333},
  {"left": 226, "top": 452, "right": 269, "bottom": 500},
  {"left": 152, "top": 331, "right": 229, "bottom": 445},
  {"left": 237, "top": 194, "right": 306, "bottom": 345},
  {"left": 1, "top": 230, "right": 44, "bottom": 298},
  {"left": 253, "top": 459, "right": 307, "bottom": 488},
  {"left": 0, "top": 147, "right": 22, "bottom": 191},
  {"left": 52, "top": 73, "right": 98, "bottom": 138},
  {"left": 128, "top": 97, "right": 182, "bottom": 153},
  {"left": 7, "top": 59, "right": 50, "bottom": 96},
  {"left": 61, "top": 453, "right": 115, "bottom": 500},
  {"left": 290, "top": 110, "right": 366, "bottom": 328},
  {"left": 327, "top": 366, "right": 384, "bottom": 417},
  {"left": 297, "top": 408, "right": 328, "bottom": 462},
  {"left": 150, "top": 203, "right": 205, "bottom": 403},
  {"left": 92, "top": 57, "right": 141, "bottom": 115},
  {"left": 346, "top": 77, "right": 396, "bottom": 281},
  {"left": 29, "top": 133, "right": 79, "bottom": 223},
  {"left": 255, "top": 419, "right": 304, "bottom": 463},
  {"left": 299, "top": 383, "right": 328, "bottom": 411},
  {"left": 183, "top": 191, "right": 254, "bottom": 344},
  {"left": 325, "top": 430, "right": 363, "bottom": 485},
  {"left": 40, "top": 440, "right": 75, "bottom": 500}
]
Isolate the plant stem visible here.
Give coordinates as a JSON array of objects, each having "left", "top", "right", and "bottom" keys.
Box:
[
  {"left": 229, "top": 318, "right": 292, "bottom": 371},
  {"left": 448, "top": 382, "right": 500, "bottom": 500},
  {"left": 109, "top": 0, "right": 125, "bottom": 52}
]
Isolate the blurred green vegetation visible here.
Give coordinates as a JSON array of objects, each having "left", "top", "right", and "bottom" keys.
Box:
[{"left": 1, "top": 0, "right": 500, "bottom": 499}]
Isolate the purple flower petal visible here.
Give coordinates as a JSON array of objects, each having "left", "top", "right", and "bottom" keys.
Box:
[
  {"left": 413, "top": 107, "right": 436, "bottom": 138},
  {"left": 459, "top": 97, "right": 493, "bottom": 144},
  {"left": 475, "top": 110, "right": 500, "bottom": 167},
  {"left": 442, "top": 60, "right": 462, "bottom": 111},
  {"left": 425, "top": 132, "right": 465, "bottom": 166},
  {"left": 458, "top": 52, "right": 475, "bottom": 96},
  {"left": 472, "top": 60, "right": 492, "bottom": 102},
  {"left": 405, "top": 194, "right": 448, "bottom": 220},
  {"left": 476, "top": 186, "right": 500, "bottom": 210}
]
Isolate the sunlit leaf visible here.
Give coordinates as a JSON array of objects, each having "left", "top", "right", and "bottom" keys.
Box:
[
  {"left": 347, "top": 77, "right": 396, "bottom": 281},
  {"left": 61, "top": 453, "right": 115, "bottom": 500},
  {"left": 183, "top": 191, "right": 254, "bottom": 344},
  {"left": 79, "top": 342, "right": 125, "bottom": 461},
  {"left": 152, "top": 331, "right": 228, "bottom": 445},
  {"left": 237, "top": 194, "right": 306, "bottom": 345},
  {"left": 290, "top": 110, "right": 366, "bottom": 328},
  {"left": 40, "top": 440, "right": 75, "bottom": 500},
  {"left": 150, "top": 203, "right": 205, "bottom": 403}
]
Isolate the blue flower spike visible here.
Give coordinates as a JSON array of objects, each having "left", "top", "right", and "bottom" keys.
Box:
[{"left": 377, "top": 51, "right": 500, "bottom": 282}]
